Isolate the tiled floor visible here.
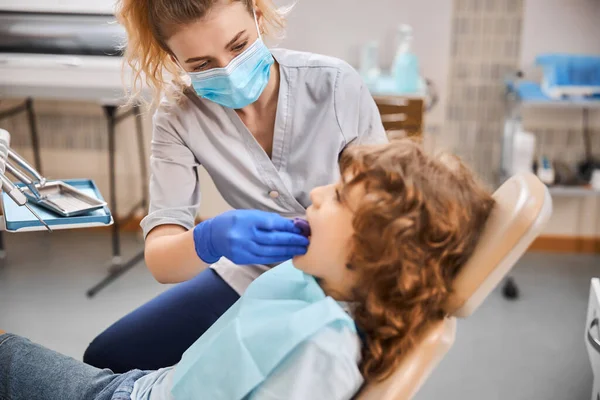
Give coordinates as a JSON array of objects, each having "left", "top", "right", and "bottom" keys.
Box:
[{"left": 0, "top": 230, "right": 171, "bottom": 360}]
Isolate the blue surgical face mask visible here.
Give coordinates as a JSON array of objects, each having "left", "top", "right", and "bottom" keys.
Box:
[{"left": 187, "top": 13, "right": 274, "bottom": 109}]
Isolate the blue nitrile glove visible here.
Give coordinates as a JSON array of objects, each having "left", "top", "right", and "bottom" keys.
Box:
[{"left": 193, "top": 210, "right": 309, "bottom": 265}]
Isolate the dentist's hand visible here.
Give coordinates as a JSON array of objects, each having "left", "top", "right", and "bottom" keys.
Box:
[{"left": 193, "top": 210, "right": 309, "bottom": 265}]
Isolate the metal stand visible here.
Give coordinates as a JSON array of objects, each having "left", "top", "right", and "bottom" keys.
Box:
[
  {"left": 0, "top": 98, "right": 43, "bottom": 260},
  {"left": 502, "top": 276, "right": 520, "bottom": 300},
  {"left": 86, "top": 104, "right": 147, "bottom": 297},
  {"left": 0, "top": 226, "right": 5, "bottom": 261},
  {"left": 87, "top": 251, "right": 145, "bottom": 297},
  {"left": 501, "top": 76, "right": 522, "bottom": 300},
  {"left": 25, "top": 98, "right": 42, "bottom": 173}
]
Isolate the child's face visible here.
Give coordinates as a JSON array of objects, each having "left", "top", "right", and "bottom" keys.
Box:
[{"left": 292, "top": 179, "right": 361, "bottom": 300}]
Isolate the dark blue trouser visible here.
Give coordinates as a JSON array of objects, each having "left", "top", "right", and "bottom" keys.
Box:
[{"left": 83, "top": 268, "right": 240, "bottom": 373}]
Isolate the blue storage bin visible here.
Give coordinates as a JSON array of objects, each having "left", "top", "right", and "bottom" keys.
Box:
[{"left": 536, "top": 54, "right": 600, "bottom": 99}]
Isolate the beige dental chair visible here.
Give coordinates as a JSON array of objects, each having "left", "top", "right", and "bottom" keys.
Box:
[{"left": 358, "top": 172, "right": 553, "bottom": 400}]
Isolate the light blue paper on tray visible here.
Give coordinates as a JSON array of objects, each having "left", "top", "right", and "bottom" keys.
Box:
[
  {"left": 2, "top": 179, "right": 112, "bottom": 231},
  {"left": 171, "top": 260, "right": 356, "bottom": 400}
]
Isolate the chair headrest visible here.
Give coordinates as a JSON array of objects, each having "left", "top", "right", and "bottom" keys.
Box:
[{"left": 444, "top": 173, "right": 552, "bottom": 317}]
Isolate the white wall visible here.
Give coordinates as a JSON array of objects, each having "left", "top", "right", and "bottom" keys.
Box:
[
  {"left": 280, "top": 0, "right": 452, "bottom": 126},
  {"left": 520, "top": 0, "right": 600, "bottom": 68}
]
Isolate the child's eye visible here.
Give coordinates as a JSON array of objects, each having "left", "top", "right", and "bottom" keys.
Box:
[{"left": 334, "top": 189, "right": 341, "bottom": 202}]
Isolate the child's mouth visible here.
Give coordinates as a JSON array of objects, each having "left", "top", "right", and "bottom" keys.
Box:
[{"left": 293, "top": 217, "right": 311, "bottom": 238}]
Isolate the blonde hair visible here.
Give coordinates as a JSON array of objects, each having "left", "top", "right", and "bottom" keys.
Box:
[{"left": 116, "top": 0, "right": 290, "bottom": 106}]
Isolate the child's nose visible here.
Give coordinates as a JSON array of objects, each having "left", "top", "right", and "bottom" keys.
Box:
[
  {"left": 310, "top": 184, "right": 335, "bottom": 208},
  {"left": 309, "top": 186, "right": 326, "bottom": 208}
]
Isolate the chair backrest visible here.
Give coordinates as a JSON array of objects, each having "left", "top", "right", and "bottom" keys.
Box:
[
  {"left": 358, "top": 318, "right": 457, "bottom": 400},
  {"left": 358, "top": 173, "right": 552, "bottom": 400},
  {"left": 446, "top": 173, "right": 552, "bottom": 317}
]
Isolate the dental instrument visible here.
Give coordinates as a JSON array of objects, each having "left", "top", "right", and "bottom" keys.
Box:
[
  {"left": 0, "top": 130, "right": 51, "bottom": 231},
  {"left": 0, "top": 129, "right": 107, "bottom": 218},
  {"left": 7, "top": 147, "right": 46, "bottom": 188},
  {"left": 0, "top": 173, "right": 52, "bottom": 232},
  {"left": 0, "top": 129, "right": 106, "bottom": 218}
]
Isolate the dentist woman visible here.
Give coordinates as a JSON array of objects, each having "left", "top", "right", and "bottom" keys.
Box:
[{"left": 84, "top": 0, "right": 387, "bottom": 372}]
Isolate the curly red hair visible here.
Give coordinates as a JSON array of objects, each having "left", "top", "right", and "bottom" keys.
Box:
[{"left": 339, "top": 139, "right": 495, "bottom": 382}]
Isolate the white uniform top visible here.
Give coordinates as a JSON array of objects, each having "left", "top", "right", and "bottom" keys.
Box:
[{"left": 141, "top": 48, "right": 387, "bottom": 294}]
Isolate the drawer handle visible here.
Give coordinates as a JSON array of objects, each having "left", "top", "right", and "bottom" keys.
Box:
[{"left": 589, "top": 318, "right": 600, "bottom": 353}]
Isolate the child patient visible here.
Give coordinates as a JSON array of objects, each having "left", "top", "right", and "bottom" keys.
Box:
[{"left": 0, "top": 139, "right": 494, "bottom": 400}]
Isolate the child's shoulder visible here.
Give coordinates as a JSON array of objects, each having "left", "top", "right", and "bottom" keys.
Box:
[{"left": 307, "top": 322, "right": 362, "bottom": 357}]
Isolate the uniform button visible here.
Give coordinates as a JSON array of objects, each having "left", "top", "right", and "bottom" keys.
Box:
[{"left": 269, "top": 190, "right": 280, "bottom": 199}]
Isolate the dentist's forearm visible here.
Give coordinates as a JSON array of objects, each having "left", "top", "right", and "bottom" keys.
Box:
[{"left": 144, "top": 225, "right": 209, "bottom": 284}]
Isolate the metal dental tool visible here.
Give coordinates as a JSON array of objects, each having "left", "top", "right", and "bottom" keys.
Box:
[
  {"left": 5, "top": 162, "right": 44, "bottom": 201},
  {"left": 7, "top": 148, "right": 47, "bottom": 188},
  {"left": 0, "top": 173, "right": 52, "bottom": 232},
  {"left": 0, "top": 128, "right": 106, "bottom": 219},
  {"left": 0, "top": 129, "right": 52, "bottom": 232}
]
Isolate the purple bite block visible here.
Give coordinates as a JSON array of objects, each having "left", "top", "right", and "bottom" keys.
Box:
[{"left": 293, "top": 218, "right": 311, "bottom": 237}]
